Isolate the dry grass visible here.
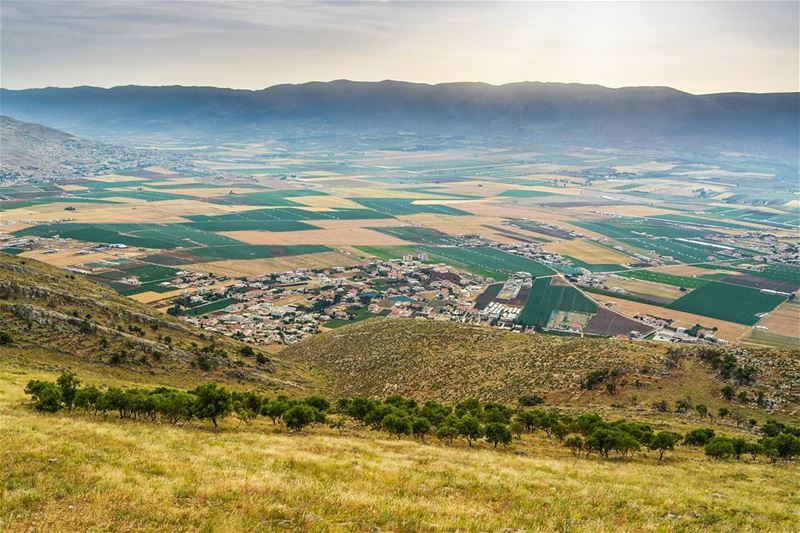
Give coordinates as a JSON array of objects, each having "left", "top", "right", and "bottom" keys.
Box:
[
  {"left": 603, "top": 277, "right": 685, "bottom": 301},
  {"left": 85, "top": 174, "right": 147, "bottom": 183},
  {"left": 544, "top": 238, "right": 632, "bottom": 264},
  {"left": 398, "top": 213, "right": 526, "bottom": 244},
  {"left": 18, "top": 247, "right": 146, "bottom": 268},
  {"left": 143, "top": 187, "right": 263, "bottom": 197},
  {"left": 758, "top": 301, "right": 800, "bottom": 338},
  {"left": 58, "top": 184, "right": 88, "bottom": 191},
  {"left": 593, "top": 205, "right": 679, "bottom": 217},
  {"left": 2, "top": 199, "right": 258, "bottom": 225},
  {"left": 2, "top": 369, "right": 798, "bottom": 532},
  {"left": 612, "top": 162, "right": 676, "bottom": 173},
  {"left": 185, "top": 250, "right": 362, "bottom": 277},
  {"left": 649, "top": 265, "right": 732, "bottom": 277}
]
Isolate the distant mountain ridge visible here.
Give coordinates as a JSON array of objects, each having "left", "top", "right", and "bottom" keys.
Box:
[{"left": 1, "top": 80, "right": 797, "bottom": 154}]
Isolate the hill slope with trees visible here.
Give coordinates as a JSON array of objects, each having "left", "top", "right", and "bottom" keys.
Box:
[
  {"left": 0, "top": 253, "right": 315, "bottom": 392},
  {"left": 281, "top": 318, "right": 800, "bottom": 417}
]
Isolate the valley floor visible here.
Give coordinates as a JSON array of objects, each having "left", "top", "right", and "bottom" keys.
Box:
[{"left": 2, "top": 379, "right": 799, "bottom": 532}]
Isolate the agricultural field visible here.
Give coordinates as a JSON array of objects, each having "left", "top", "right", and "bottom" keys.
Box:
[
  {"left": 2, "top": 146, "right": 797, "bottom": 350},
  {"left": 177, "top": 297, "right": 240, "bottom": 316},
  {"left": 666, "top": 282, "right": 787, "bottom": 325},
  {"left": 618, "top": 270, "right": 710, "bottom": 289},
  {"left": 350, "top": 198, "right": 471, "bottom": 216},
  {"left": 544, "top": 238, "right": 632, "bottom": 266},
  {"left": 518, "top": 277, "right": 597, "bottom": 328},
  {"left": 753, "top": 300, "right": 800, "bottom": 338},
  {"left": 369, "top": 225, "right": 455, "bottom": 244},
  {"left": 420, "top": 246, "right": 555, "bottom": 280}
]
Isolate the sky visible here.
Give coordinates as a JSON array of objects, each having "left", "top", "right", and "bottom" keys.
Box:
[{"left": 1, "top": 1, "right": 798, "bottom": 94}]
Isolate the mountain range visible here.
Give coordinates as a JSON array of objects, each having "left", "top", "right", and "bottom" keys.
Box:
[{"left": 2, "top": 81, "right": 797, "bottom": 155}]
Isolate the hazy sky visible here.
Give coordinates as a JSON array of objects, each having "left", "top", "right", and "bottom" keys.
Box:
[{"left": 1, "top": 1, "right": 797, "bottom": 94}]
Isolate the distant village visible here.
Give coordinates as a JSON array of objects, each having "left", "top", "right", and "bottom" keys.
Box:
[{"left": 2, "top": 215, "right": 796, "bottom": 348}]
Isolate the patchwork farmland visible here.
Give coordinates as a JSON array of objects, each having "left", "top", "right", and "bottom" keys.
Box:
[{"left": 2, "top": 143, "right": 797, "bottom": 350}]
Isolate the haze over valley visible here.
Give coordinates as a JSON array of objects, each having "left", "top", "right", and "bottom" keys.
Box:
[{"left": 1, "top": 1, "right": 799, "bottom": 531}]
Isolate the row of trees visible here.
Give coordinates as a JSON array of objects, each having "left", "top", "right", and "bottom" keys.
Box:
[{"left": 24, "top": 374, "right": 800, "bottom": 462}]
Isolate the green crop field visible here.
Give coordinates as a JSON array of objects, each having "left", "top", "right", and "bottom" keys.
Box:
[
  {"left": 186, "top": 207, "right": 389, "bottom": 224},
  {"left": 654, "top": 214, "right": 758, "bottom": 231},
  {"left": 666, "top": 282, "right": 786, "bottom": 325},
  {"left": 575, "top": 219, "right": 708, "bottom": 240},
  {"left": 705, "top": 207, "right": 798, "bottom": 229},
  {"left": 499, "top": 189, "right": 557, "bottom": 198},
  {"left": 564, "top": 256, "right": 627, "bottom": 273},
  {"left": 354, "top": 246, "right": 421, "bottom": 261},
  {"left": 117, "top": 281, "right": 180, "bottom": 296},
  {"left": 0, "top": 197, "right": 119, "bottom": 210},
  {"left": 697, "top": 263, "right": 800, "bottom": 285},
  {"left": 118, "top": 264, "right": 181, "bottom": 283},
  {"left": 420, "top": 246, "right": 555, "bottom": 280},
  {"left": 180, "top": 298, "right": 240, "bottom": 316},
  {"left": 623, "top": 238, "right": 734, "bottom": 263},
  {"left": 182, "top": 220, "right": 320, "bottom": 232},
  {"left": 618, "top": 270, "right": 710, "bottom": 289},
  {"left": 371, "top": 226, "right": 453, "bottom": 244},
  {"left": 324, "top": 308, "right": 376, "bottom": 328},
  {"left": 14, "top": 223, "right": 240, "bottom": 249},
  {"left": 208, "top": 189, "right": 328, "bottom": 207},
  {"left": 350, "top": 198, "right": 469, "bottom": 216},
  {"left": 518, "top": 277, "right": 597, "bottom": 327},
  {"left": 79, "top": 179, "right": 151, "bottom": 189}
]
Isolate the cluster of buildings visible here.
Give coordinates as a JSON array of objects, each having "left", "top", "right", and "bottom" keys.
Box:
[{"left": 176, "top": 257, "right": 492, "bottom": 345}]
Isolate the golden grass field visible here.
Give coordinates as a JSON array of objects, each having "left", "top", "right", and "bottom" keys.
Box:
[
  {"left": 544, "top": 238, "right": 632, "bottom": 264},
  {"left": 649, "top": 265, "right": 734, "bottom": 277},
  {"left": 184, "top": 250, "right": 363, "bottom": 277},
  {"left": 19, "top": 247, "right": 146, "bottom": 267},
  {"left": 221, "top": 227, "right": 410, "bottom": 246},
  {"left": 2, "top": 366, "right": 799, "bottom": 532},
  {"left": 1, "top": 199, "right": 259, "bottom": 225},
  {"left": 758, "top": 300, "right": 800, "bottom": 338},
  {"left": 603, "top": 277, "right": 685, "bottom": 301},
  {"left": 591, "top": 205, "right": 680, "bottom": 217}
]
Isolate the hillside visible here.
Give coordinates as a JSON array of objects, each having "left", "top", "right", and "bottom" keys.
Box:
[
  {"left": 2, "top": 82, "right": 797, "bottom": 154},
  {"left": 0, "top": 253, "right": 315, "bottom": 392},
  {"left": 2, "top": 381, "right": 797, "bottom": 532},
  {"left": 2, "top": 252, "right": 797, "bottom": 420},
  {"left": 282, "top": 318, "right": 800, "bottom": 416},
  {"left": 1, "top": 254, "right": 799, "bottom": 531},
  {"left": 0, "top": 115, "right": 188, "bottom": 182}
]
